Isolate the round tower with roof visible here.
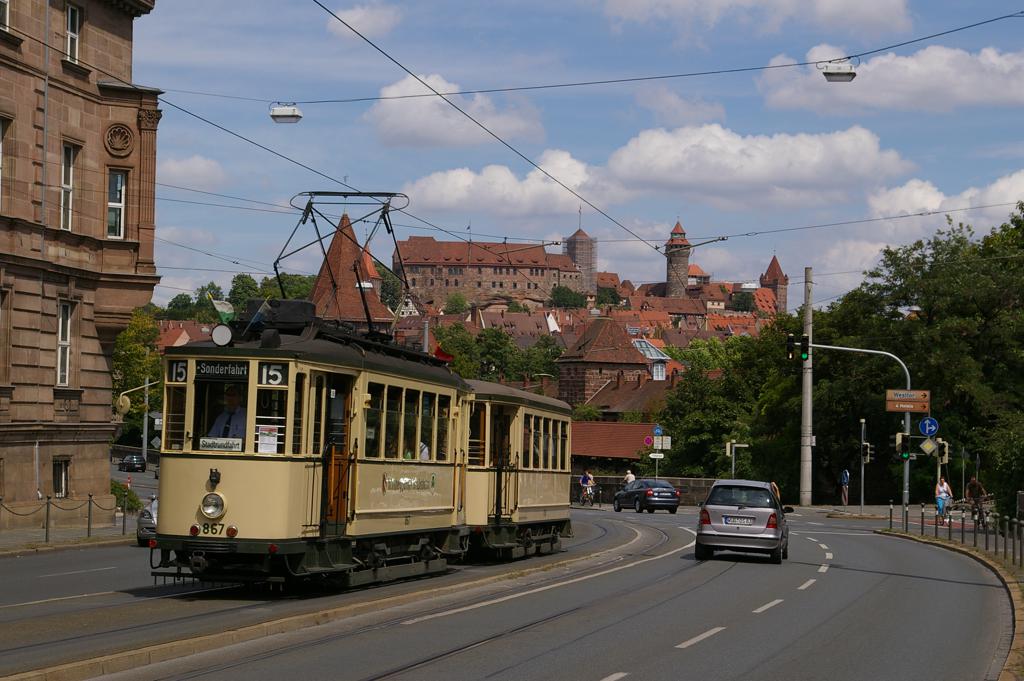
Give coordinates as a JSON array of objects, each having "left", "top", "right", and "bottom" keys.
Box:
[
  {"left": 759, "top": 255, "right": 789, "bottom": 313},
  {"left": 564, "top": 228, "right": 596, "bottom": 293},
  {"left": 665, "top": 222, "right": 691, "bottom": 298}
]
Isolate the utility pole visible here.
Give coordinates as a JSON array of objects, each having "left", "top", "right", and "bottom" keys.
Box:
[{"left": 800, "top": 267, "right": 813, "bottom": 506}]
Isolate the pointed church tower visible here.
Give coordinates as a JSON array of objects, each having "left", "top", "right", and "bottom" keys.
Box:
[
  {"left": 665, "top": 222, "right": 691, "bottom": 298},
  {"left": 309, "top": 214, "right": 394, "bottom": 328},
  {"left": 759, "top": 255, "right": 789, "bottom": 313}
]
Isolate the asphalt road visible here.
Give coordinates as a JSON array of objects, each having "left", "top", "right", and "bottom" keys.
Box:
[{"left": 4, "top": 507, "right": 1006, "bottom": 681}]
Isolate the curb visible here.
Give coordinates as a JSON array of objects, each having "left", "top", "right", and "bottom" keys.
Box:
[
  {"left": 0, "top": 537, "right": 135, "bottom": 559},
  {"left": 878, "top": 529, "right": 1023, "bottom": 681},
  {"left": 825, "top": 513, "right": 887, "bottom": 520},
  {"left": 0, "top": 534, "right": 630, "bottom": 681}
]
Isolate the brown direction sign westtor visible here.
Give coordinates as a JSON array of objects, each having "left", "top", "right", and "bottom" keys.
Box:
[
  {"left": 886, "top": 400, "right": 930, "bottom": 413},
  {"left": 886, "top": 389, "right": 930, "bottom": 402}
]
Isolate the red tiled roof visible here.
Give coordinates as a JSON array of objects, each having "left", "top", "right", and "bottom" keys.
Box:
[
  {"left": 666, "top": 221, "right": 690, "bottom": 247},
  {"left": 752, "top": 287, "right": 778, "bottom": 315},
  {"left": 763, "top": 255, "right": 786, "bottom": 282},
  {"left": 397, "top": 236, "right": 567, "bottom": 268},
  {"left": 558, "top": 317, "right": 648, "bottom": 365},
  {"left": 567, "top": 228, "right": 591, "bottom": 240},
  {"left": 310, "top": 214, "right": 394, "bottom": 324},
  {"left": 706, "top": 312, "right": 762, "bottom": 336},
  {"left": 596, "top": 271, "right": 620, "bottom": 289},
  {"left": 687, "top": 263, "right": 708, "bottom": 277},
  {"left": 571, "top": 421, "right": 658, "bottom": 460},
  {"left": 157, "top": 320, "right": 214, "bottom": 351},
  {"left": 587, "top": 374, "right": 677, "bottom": 415}
]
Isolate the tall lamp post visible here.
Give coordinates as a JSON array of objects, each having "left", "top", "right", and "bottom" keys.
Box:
[
  {"left": 116, "top": 379, "right": 153, "bottom": 464},
  {"left": 728, "top": 440, "right": 749, "bottom": 478}
]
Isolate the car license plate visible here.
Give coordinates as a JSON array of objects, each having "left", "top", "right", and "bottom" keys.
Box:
[{"left": 724, "top": 515, "right": 753, "bottom": 525}]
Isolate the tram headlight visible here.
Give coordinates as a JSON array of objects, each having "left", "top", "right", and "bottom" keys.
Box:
[{"left": 200, "top": 492, "right": 226, "bottom": 519}]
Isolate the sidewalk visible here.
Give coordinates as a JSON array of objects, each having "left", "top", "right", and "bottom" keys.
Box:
[{"left": 0, "top": 514, "right": 138, "bottom": 556}]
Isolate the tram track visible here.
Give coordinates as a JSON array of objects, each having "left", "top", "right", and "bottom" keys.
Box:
[{"left": 99, "top": 518, "right": 686, "bottom": 681}]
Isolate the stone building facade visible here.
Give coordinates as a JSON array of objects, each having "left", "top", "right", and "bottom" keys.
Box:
[
  {"left": 394, "top": 236, "right": 583, "bottom": 310},
  {"left": 556, "top": 317, "right": 649, "bottom": 406},
  {"left": 0, "top": 0, "right": 159, "bottom": 527},
  {"left": 760, "top": 255, "right": 789, "bottom": 313},
  {"left": 563, "top": 228, "right": 596, "bottom": 293}
]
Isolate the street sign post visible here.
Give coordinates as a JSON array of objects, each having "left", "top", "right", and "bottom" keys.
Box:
[
  {"left": 649, "top": 450, "right": 664, "bottom": 478},
  {"left": 886, "top": 389, "right": 930, "bottom": 401},
  {"left": 919, "top": 437, "right": 938, "bottom": 455},
  {"left": 885, "top": 389, "right": 930, "bottom": 413},
  {"left": 653, "top": 425, "right": 663, "bottom": 437}
]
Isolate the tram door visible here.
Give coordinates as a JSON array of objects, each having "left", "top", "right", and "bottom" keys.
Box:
[
  {"left": 489, "top": 406, "right": 517, "bottom": 520},
  {"left": 322, "top": 374, "right": 353, "bottom": 531}
]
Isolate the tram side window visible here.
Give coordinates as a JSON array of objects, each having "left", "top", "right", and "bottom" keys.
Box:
[
  {"left": 561, "top": 417, "right": 569, "bottom": 471},
  {"left": 559, "top": 420, "right": 568, "bottom": 470},
  {"left": 468, "top": 402, "right": 485, "bottom": 466},
  {"left": 255, "top": 388, "right": 286, "bottom": 454},
  {"left": 364, "top": 382, "right": 384, "bottom": 458},
  {"left": 436, "top": 394, "right": 450, "bottom": 461},
  {"left": 522, "top": 414, "right": 532, "bottom": 469},
  {"left": 291, "top": 374, "right": 305, "bottom": 455},
  {"left": 164, "top": 386, "right": 186, "bottom": 451},
  {"left": 532, "top": 415, "right": 541, "bottom": 468},
  {"left": 384, "top": 385, "right": 402, "bottom": 459},
  {"left": 193, "top": 380, "right": 248, "bottom": 452},
  {"left": 402, "top": 389, "right": 420, "bottom": 460},
  {"left": 543, "top": 418, "right": 551, "bottom": 469},
  {"left": 311, "top": 376, "right": 325, "bottom": 456},
  {"left": 420, "top": 393, "right": 435, "bottom": 461}
]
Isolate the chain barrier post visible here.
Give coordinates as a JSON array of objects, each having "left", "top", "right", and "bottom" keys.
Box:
[
  {"left": 44, "top": 496, "right": 51, "bottom": 543},
  {"left": 934, "top": 504, "right": 939, "bottom": 538},
  {"left": 904, "top": 503, "right": 908, "bottom": 532},
  {"left": 985, "top": 513, "right": 990, "bottom": 551},
  {"left": 0, "top": 496, "right": 3, "bottom": 534},
  {"left": 1003, "top": 516, "right": 1008, "bottom": 563},
  {"left": 920, "top": 503, "right": 924, "bottom": 537},
  {"left": 1013, "top": 518, "right": 1018, "bottom": 566},
  {"left": 87, "top": 494, "right": 93, "bottom": 538},
  {"left": 948, "top": 508, "right": 953, "bottom": 541},
  {"left": 973, "top": 511, "right": 978, "bottom": 547},
  {"left": 122, "top": 489, "right": 127, "bottom": 536}
]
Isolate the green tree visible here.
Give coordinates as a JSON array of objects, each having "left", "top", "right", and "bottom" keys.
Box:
[
  {"left": 379, "top": 267, "right": 402, "bottom": 310},
  {"left": 516, "top": 334, "right": 562, "bottom": 380},
  {"left": 258, "top": 274, "right": 317, "bottom": 300},
  {"left": 434, "top": 323, "right": 480, "bottom": 379},
  {"left": 572, "top": 404, "right": 601, "bottom": 421},
  {"left": 549, "top": 285, "right": 587, "bottom": 308},
  {"left": 165, "top": 293, "right": 194, "bottom": 320},
  {"left": 193, "top": 282, "right": 225, "bottom": 323},
  {"left": 596, "top": 287, "right": 620, "bottom": 306},
  {"left": 444, "top": 292, "right": 469, "bottom": 315},
  {"left": 730, "top": 291, "right": 754, "bottom": 312},
  {"left": 506, "top": 300, "right": 529, "bottom": 313},
  {"left": 477, "top": 328, "right": 518, "bottom": 380},
  {"left": 228, "top": 273, "right": 260, "bottom": 314},
  {"left": 111, "top": 309, "right": 162, "bottom": 446}
]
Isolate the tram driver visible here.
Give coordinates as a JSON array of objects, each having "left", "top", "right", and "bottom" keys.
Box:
[{"left": 208, "top": 384, "right": 247, "bottom": 441}]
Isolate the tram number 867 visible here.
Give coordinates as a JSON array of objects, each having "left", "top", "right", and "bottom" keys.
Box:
[{"left": 200, "top": 523, "right": 225, "bottom": 535}]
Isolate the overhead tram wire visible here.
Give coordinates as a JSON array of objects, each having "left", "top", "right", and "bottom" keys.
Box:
[
  {"left": 310, "top": 0, "right": 706, "bottom": 301},
  {"left": 160, "top": 10, "right": 1024, "bottom": 107}
]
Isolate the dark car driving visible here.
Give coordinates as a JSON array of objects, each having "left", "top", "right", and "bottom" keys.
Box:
[
  {"left": 118, "top": 454, "right": 146, "bottom": 472},
  {"left": 614, "top": 478, "right": 680, "bottom": 513},
  {"left": 136, "top": 502, "right": 157, "bottom": 546}
]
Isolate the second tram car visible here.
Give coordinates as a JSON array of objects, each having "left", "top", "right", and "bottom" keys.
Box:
[{"left": 150, "top": 300, "right": 571, "bottom": 585}]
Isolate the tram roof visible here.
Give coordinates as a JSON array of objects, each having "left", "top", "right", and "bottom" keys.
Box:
[
  {"left": 168, "top": 334, "right": 469, "bottom": 390},
  {"left": 466, "top": 379, "right": 571, "bottom": 415}
]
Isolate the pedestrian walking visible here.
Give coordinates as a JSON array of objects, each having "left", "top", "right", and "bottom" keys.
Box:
[
  {"left": 840, "top": 468, "right": 850, "bottom": 507},
  {"left": 935, "top": 477, "right": 952, "bottom": 525}
]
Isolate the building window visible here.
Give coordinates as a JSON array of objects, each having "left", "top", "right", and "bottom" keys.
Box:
[
  {"left": 0, "top": 0, "right": 8, "bottom": 30},
  {"left": 53, "top": 458, "right": 69, "bottom": 498},
  {"left": 107, "top": 170, "right": 126, "bottom": 238},
  {"left": 66, "top": 4, "right": 80, "bottom": 63},
  {"left": 652, "top": 363, "right": 666, "bottom": 381},
  {"left": 0, "top": 118, "right": 7, "bottom": 212},
  {"left": 476, "top": 281, "right": 481, "bottom": 287},
  {"left": 57, "top": 301, "right": 72, "bottom": 386},
  {"left": 411, "top": 278, "right": 416, "bottom": 287},
  {"left": 60, "top": 143, "right": 77, "bottom": 231}
]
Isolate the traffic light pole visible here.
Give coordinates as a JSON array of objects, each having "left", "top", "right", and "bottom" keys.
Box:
[
  {"left": 800, "top": 268, "right": 813, "bottom": 507},
  {"left": 860, "top": 418, "right": 866, "bottom": 516},
  {"left": 812, "top": 343, "right": 912, "bottom": 530}
]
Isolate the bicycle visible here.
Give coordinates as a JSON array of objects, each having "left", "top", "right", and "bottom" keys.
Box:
[{"left": 579, "top": 486, "right": 596, "bottom": 507}]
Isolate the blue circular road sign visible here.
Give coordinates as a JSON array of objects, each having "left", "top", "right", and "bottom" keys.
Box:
[
  {"left": 919, "top": 417, "right": 939, "bottom": 437},
  {"left": 653, "top": 425, "right": 663, "bottom": 436}
]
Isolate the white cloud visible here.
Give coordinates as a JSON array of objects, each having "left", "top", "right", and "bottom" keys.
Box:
[
  {"left": 815, "top": 239, "right": 888, "bottom": 297},
  {"left": 403, "top": 149, "right": 631, "bottom": 215},
  {"left": 365, "top": 74, "right": 543, "bottom": 147},
  {"left": 867, "top": 170, "right": 1024, "bottom": 239},
  {"left": 606, "top": 124, "right": 911, "bottom": 208},
  {"left": 157, "top": 156, "right": 227, "bottom": 189},
  {"left": 760, "top": 45, "right": 1024, "bottom": 113},
  {"left": 635, "top": 86, "right": 725, "bottom": 126},
  {"left": 327, "top": 3, "right": 401, "bottom": 39},
  {"left": 603, "top": 0, "right": 910, "bottom": 35}
]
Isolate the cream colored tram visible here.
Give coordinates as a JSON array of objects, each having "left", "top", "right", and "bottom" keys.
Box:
[
  {"left": 462, "top": 380, "right": 572, "bottom": 558},
  {"left": 153, "top": 311, "right": 470, "bottom": 585}
]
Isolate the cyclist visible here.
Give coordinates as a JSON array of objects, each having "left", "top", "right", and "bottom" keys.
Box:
[
  {"left": 579, "top": 470, "right": 596, "bottom": 504},
  {"left": 966, "top": 476, "right": 987, "bottom": 527}
]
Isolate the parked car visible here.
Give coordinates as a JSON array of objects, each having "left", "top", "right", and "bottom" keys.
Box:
[
  {"left": 118, "top": 454, "right": 146, "bottom": 472},
  {"left": 136, "top": 503, "right": 157, "bottom": 547},
  {"left": 695, "top": 479, "right": 792, "bottom": 564},
  {"left": 613, "top": 478, "right": 680, "bottom": 513}
]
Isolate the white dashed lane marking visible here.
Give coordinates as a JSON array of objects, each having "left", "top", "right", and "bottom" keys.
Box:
[
  {"left": 753, "top": 599, "right": 784, "bottom": 613},
  {"left": 598, "top": 674, "right": 629, "bottom": 681},
  {"left": 825, "top": 552, "right": 833, "bottom": 560},
  {"left": 818, "top": 564, "right": 830, "bottom": 573},
  {"left": 818, "top": 543, "right": 829, "bottom": 550},
  {"left": 798, "top": 579, "right": 816, "bottom": 590},
  {"left": 676, "top": 627, "right": 726, "bottom": 649}
]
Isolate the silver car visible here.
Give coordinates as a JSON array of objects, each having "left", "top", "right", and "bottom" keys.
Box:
[{"left": 695, "top": 479, "right": 792, "bottom": 564}]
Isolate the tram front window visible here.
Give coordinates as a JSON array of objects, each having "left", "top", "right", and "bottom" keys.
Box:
[{"left": 194, "top": 381, "right": 248, "bottom": 452}]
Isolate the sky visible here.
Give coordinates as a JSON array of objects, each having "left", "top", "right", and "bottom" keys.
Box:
[{"left": 132, "top": 1, "right": 1024, "bottom": 311}]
